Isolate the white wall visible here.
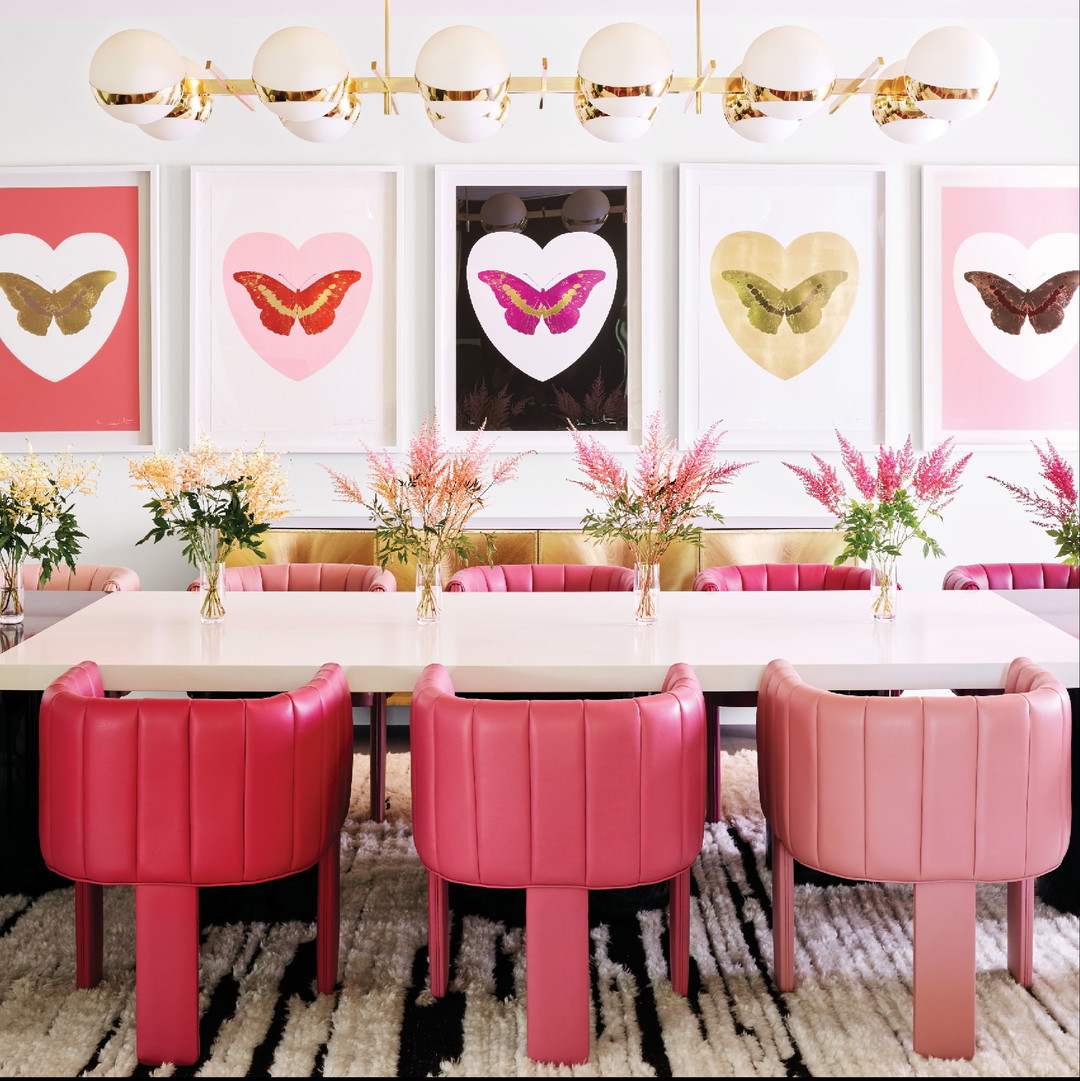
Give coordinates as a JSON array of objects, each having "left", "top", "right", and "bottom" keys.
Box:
[{"left": 2, "top": 13, "right": 1078, "bottom": 591}]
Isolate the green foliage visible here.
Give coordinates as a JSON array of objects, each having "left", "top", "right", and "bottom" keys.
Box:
[
  {"left": 0, "top": 490, "right": 87, "bottom": 584},
  {"left": 832, "top": 487, "right": 945, "bottom": 568}
]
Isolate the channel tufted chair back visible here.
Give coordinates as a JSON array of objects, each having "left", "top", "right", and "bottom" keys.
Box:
[
  {"left": 410, "top": 662, "right": 706, "bottom": 1065},
  {"left": 39, "top": 660, "right": 354, "bottom": 1067},
  {"left": 942, "top": 561, "right": 1079, "bottom": 591},
  {"left": 756, "top": 656, "right": 1072, "bottom": 1060},
  {"left": 22, "top": 563, "right": 141, "bottom": 592},
  {"left": 694, "top": 562, "right": 873, "bottom": 592},
  {"left": 186, "top": 561, "right": 396, "bottom": 592},
  {"left": 445, "top": 562, "right": 634, "bottom": 592}
]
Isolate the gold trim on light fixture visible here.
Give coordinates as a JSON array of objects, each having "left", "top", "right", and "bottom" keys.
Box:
[
  {"left": 574, "top": 93, "right": 659, "bottom": 124},
  {"left": 905, "top": 78, "right": 998, "bottom": 104},
  {"left": 425, "top": 94, "right": 511, "bottom": 126},
  {"left": 741, "top": 77, "right": 836, "bottom": 106},
  {"left": 872, "top": 76, "right": 927, "bottom": 126},
  {"left": 162, "top": 81, "right": 214, "bottom": 123},
  {"left": 577, "top": 75, "right": 673, "bottom": 102},
  {"left": 417, "top": 78, "right": 511, "bottom": 104},
  {"left": 253, "top": 76, "right": 349, "bottom": 109},
  {"left": 92, "top": 84, "right": 185, "bottom": 109}
]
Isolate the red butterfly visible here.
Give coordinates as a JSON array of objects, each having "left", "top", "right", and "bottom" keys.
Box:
[
  {"left": 963, "top": 269, "right": 1080, "bottom": 336},
  {"left": 476, "top": 269, "right": 607, "bottom": 336},
  {"left": 232, "top": 269, "right": 362, "bottom": 336}
]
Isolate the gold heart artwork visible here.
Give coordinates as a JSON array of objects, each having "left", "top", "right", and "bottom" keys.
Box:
[{"left": 710, "top": 231, "right": 859, "bottom": 381}]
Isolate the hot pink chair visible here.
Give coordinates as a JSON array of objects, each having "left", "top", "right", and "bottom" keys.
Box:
[
  {"left": 185, "top": 562, "right": 396, "bottom": 821},
  {"left": 38, "top": 660, "right": 353, "bottom": 1067},
  {"left": 756, "top": 656, "right": 1072, "bottom": 1060},
  {"left": 410, "top": 662, "right": 706, "bottom": 1065},
  {"left": 943, "top": 561, "right": 1079, "bottom": 591},
  {"left": 22, "top": 563, "right": 141, "bottom": 592},
  {"left": 445, "top": 563, "right": 634, "bottom": 592}
]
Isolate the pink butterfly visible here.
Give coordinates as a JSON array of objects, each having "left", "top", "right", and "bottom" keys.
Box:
[{"left": 476, "top": 269, "right": 607, "bottom": 336}]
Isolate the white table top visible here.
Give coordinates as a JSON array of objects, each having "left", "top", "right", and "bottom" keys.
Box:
[{"left": 0, "top": 588, "right": 1075, "bottom": 696}]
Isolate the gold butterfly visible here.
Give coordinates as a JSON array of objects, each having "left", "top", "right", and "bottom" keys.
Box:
[
  {"left": 720, "top": 269, "right": 849, "bottom": 335},
  {"left": 0, "top": 270, "right": 118, "bottom": 337}
]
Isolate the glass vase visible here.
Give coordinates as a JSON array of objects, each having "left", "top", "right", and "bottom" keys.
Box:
[
  {"left": 416, "top": 561, "right": 442, "bottom": 625},
  {"left": 0, "top": 549, "right": 25, "bottom": 625},
  {"left": 869, "top": 553, "right": 898, "bottom": 622},
  {"left": 198, "top": 561, "right": 227, "bottom": 624},
  {"left": 634, "top": 562, "right": 660, "bottom": 625}
]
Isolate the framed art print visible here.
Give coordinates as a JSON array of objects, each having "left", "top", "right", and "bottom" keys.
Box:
[
  {"left": 0, "top": 166, "right": 158, "bottom": 451},
  {"left": 922, "top": 165, "right": 1079, "bottom": 447},
  {"left": 191, "top": 166, "right": 403, "bottom": 452},
  {"left": 679, "top": 164, "right": 885, "bottom": 451},
  {"left": 434, "top": 164, "right": 643, "bottom": 451}
]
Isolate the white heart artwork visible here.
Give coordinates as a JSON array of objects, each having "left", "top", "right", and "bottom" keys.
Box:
[
  {"left": 465, "top": 231, "right": 618, "bottom": 383},
  {"left": 0, "top": 232, "right": 128, "bottom": 383},
  {"left": 953, "top": 231, "right": 1079, "bottom": 382}
]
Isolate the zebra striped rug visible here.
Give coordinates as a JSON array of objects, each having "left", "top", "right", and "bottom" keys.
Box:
[{"left": 0, "top": 750, "right": 1075, "bottom": 1078}]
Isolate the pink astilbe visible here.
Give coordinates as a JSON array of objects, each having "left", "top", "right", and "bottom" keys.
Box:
[
  {"left": 912, "top": 437, "right": 971, "bottom": 511},
  {"left": 783, "top": 455, "right": 846, "bottom": 517},
  {"left": 836, "top": 431, "right": 876, "bottom": 499}
]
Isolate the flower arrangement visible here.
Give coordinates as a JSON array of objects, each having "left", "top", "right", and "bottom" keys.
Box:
[
  {"left": 783, "top": 430, "right": 971, "bottom": 619},
  {"left": 128, "top": 437, "right": 292, "bottom": 621},
  {"left": 0, "top": 445, "right": 100, "bottom": 623},
  {"left": 323, "top": 414, "right": 534, "bottom": 622},
  {"left": 988, "top": 440, "right": 1078, "bottom": 566},
  {"left": 568, "top": 407, "right": 753, "bottom": 623}
]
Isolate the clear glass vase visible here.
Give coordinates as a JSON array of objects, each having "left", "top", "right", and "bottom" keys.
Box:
[
  {"left": 0, "top": 549, "right": 25, "bottom": 625},
  {"left": 634, "top": 562, "right": 660, "bottom": 625},
  {"left": 198, "top": 561, "right": 227, "bottom": 624},
  {"left": 870, "top": 552, "right": 898, "bottom": 622},
  {"left": 416, "top": 561, "right": 442, "bottom": 625}
]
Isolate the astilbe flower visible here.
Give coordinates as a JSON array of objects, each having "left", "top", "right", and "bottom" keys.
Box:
[
  {"left": 988, "top": 440, "right": 1079, "bottom": 566},
  {"left": 569, "top": 407, "right": 753, "bottom": 567}
]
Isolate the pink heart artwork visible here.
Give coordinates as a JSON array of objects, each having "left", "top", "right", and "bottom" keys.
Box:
[{"left": 222, "top": 232, "right": 372, "bottom": 382}]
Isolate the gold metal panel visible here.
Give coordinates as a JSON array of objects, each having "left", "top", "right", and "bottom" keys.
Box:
[
  {"left": 226, "top": 529, "right": 377, "bottom": 568},
  {"left": 699, "top": 529, "right": 848, "bottom": 571}
]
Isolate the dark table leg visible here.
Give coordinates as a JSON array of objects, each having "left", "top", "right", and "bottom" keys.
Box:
[{"left": 369, "top": 692, "right": 387, "bottom": 824}]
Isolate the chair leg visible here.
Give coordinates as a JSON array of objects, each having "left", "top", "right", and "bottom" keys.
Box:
[
  {"left": 525, "top": 886, "right": 590, "bottom": 1065},
  {"left": 134, "top": 883, "right": 200, "bottom": 1066},
  {"left": 369, "top": 692, "right": 387, "bottom": 823},
  {"left": 669, "top": 869, "right": 691, "bottom": 995},
  {"left": 316, "top": 845, "right": 341, "bottom": 995},
  {"left": 428, "top": 872, "right": 450, "bottom": 997},
  {"left": 1007, "top": 877, "right": 1035, "bottom": 987},
  {"left": 912, "top": 880, "right": 976, "bottom": 1060},
  {"left": 704, "top": 691, "right": 721, "bottom": 823},
  {"left": 75, "top": 882, "right": 103, "bottom": 988},
  {"left": 771, "top": 835, "right": 795, "bottom": 993}
]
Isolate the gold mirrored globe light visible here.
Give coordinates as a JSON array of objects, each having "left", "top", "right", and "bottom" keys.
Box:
[
  {"left": 723, "top": 67, "right": 802, "bottom": 143},
  {"left": 871, "top": 60, "right": 950, "bottom": 144},
  {"left": 480, "top": 192, "right": 528, "bottom": 234},
  {"left": 904, "top": 25, "right": 999, "bottom": 122},
  {"left": 415, "top": 25, "right": 511, "bottom": 143},
  {"left": 281, "top": 91, "right": 362, "bottom": 142},
  {"left": 576, "top": 22, "right": 672, "bottom": 142},
  {"left": 561, "top": 188, "right": 610, "bottom": 233},
  {"left": 740, "top": 25, "right": 835, "bottom": 121},
  {"left": 251, "top": 25, "right": 349, "bottom": 123},
  {"left": 138, "top": 57, "right": 213, "bottom": 141},
  {"left": 89, "top": 28, "right": 187, "bottom": 125}
]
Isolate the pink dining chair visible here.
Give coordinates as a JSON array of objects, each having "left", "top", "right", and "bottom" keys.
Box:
[
  {"left": 22, "top": 563, "right": 141, "bottom": 592},
  {"left": 410, "top": 662, "right": 706, "bottom": 1065},
  {"left": 943, "top": 561, "right": 1079, "bottom": 591},
  {"left": 38, "top": 660, "right": 354, "bottom": 1067},
  {"left": 756, "top": 655, "right": 1072, "bottom": 1060},
  {"left": 185, "top": 561, "right": 397, "bottom": 821},
  {"left": 445, "top": 562, "right": 635, "bottom": 592}
]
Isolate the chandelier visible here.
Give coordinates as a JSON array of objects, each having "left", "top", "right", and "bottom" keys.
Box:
[{"left": 87, "top": 4, "right": 999, "bottom": 147}]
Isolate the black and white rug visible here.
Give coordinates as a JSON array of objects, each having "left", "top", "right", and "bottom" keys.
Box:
[{"left": 0, "top": 751, "right": 1076, "bottom": 1077}]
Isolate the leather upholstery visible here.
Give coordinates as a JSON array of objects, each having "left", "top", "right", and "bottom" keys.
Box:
[
  {"left": 410, "top": 662, "right": 706, "bottom": 1064},
  {"left": 185, "top": 561, "right": 397, "bottom": 592},
  {"left": 694, "top": 562, "right": 873, "bottom": 592},
  {"left": 756, "top": 656, "right": 1072, "bottom": 1059},
  {"left": 445, "top": 563, "right": 634, "bottom": 592},
  {"left": 942, "top": 561, "right": 1079, "bottom": 591},
  {"left": 22, "top": 563, "right": 141, "bottom": 592},
  {"left": 39, "top": 661, "right": 353, "bottom": 1066}
]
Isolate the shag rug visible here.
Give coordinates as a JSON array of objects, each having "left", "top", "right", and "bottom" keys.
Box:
[{"left": 0, "top": 751, "right": 1076, "bottom": 1078}]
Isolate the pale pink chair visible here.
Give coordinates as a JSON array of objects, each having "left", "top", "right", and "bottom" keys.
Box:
[
  {"left": 445, "top": 563, "right": 634, "bottom": 592},
  {"left": 756, "top": 656, "right": 1072, "bottom": 1060},
  {"left": 39, "top": 661, "right": 353, "bottom": 1066},
  {"left": 410, "top": 662, "right": 706, "bottom": 1065},
  {"left": 185, "top": 561, "right": 396, "bottom": 821},
  {"left": 22, "top": 563, "right": 141, "bottom": 592}
]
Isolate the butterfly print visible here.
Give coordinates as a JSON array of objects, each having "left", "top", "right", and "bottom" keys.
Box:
[
  {"left": 963, "top": 270, "right": 1080, "bottom": 336},
  {"left": 0, "top": 270, "right": 118, "bottom": 337},
  {"left": 720, "top": 269, "right": 849, "bottom": 335},
  {"left": 475, "top": 269, "right": 607, "bottom": 336},
  {"left": 231, "top": 269, "right": 363, "bottom": 336}
]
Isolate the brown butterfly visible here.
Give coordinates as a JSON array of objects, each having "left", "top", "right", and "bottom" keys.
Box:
[
  {"left": 963, "top": 269, "right": 1080, "bottom": 336},
  {"left": 0, "top": 270, "right": 119, "bottom": 337}
]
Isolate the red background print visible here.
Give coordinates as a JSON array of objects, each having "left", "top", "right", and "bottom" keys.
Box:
[{"left": 0, "top": 184, "right": 140, "bottom": 433}]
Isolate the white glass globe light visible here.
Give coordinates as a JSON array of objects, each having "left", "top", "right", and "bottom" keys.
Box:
[
  {"left": 561, "top": 188, "right": 610, "bottom": 233},
  {"left": 89, "top": 29, "right": 186, "bottom": 125},
  {"left": 281, "top": 91, "right": 362, "bottom": 142},
  {"left": 871, "top": 61, "right": 950, "bottom": 145},
  {"left": 577, "top": 22, "right": 673, "bottom": 120},
  {"left": 480, "top": 192, "right": 528, "bottom": 233},
  {"left": 904, "top": 26, "right": 999, "bottom": 121},
  {"left": 138, "top": 57, "right": 212, "bottom": 141},
  {"left": 573, "top": 95, "right": 654, "bottom": 143},
  {"left": 252, "top": 26, "right": 348, "bottom": 122},
  {"left": 741, "top": 25, "right": 835, "bottom": 121},
  {"left": 415, "top": 26, "right": 511, "bottom": 143},
  {"left": 723, "top": 68, "right": 802, "bottom": 143}
]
